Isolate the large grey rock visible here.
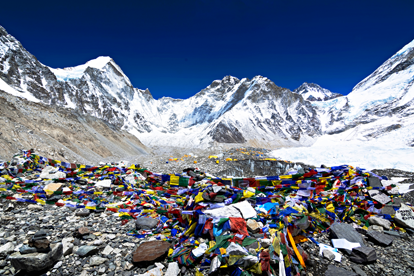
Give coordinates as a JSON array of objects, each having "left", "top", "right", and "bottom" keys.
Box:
[
  {"left": 329, "top": 223, "right": 365, "bottom": 254},
  {"left": 325, "top": 265, "right": 357, "bottom": 276},
  {"left": 89, "top": 256, "right": 108, "bottom": 266},
  {"left": 62, "top": 237, "right": 74, "bottom": 256},
  {"left": 368, "top": 216, "right": 391, "bottom": 229},
  {"left": 19, "top": 245, "right": 37, "bottom": 254},
  {"left": 394, "top": 203, "right": 414, "bottom": 229},
  {"left": 372, "top": 193, "right": 391, "bottom": 205},
  {"left": 352, "top": 265, "right": 367, "bottom": 276},
  {"left": 27, "top": 204, "right": 43, "bottom": 211},
  {"left": 323, "top": 249, "right": 335, "bottom": 261},
  {"left": 75, "top": 208, "right": 90, "bottom": 217},
  {"left": 9, "top": 242, "right": 62, "bottom": 272},
  {"left": 349, "top": 246, "right": 377, "bottom": 264},
  {"left": 366, "top": 231, "right": 395, "bottom": 246},
  {"left": 0, "top": 242, "right": 15, "bottom": 258},
  {"left": 102, "top": 245, "right": 113, "bottom": 255},
  {"left": 381, "top": 205, "right": 395, "bottom": 216},
  {"left": 76, "top": 245, "right": 98, "bottom": 257},
  {"left": 367, "top": 177, "right": 382, "bottom": 188},
  {"left": 135, "top": 217, "right": 159, "bottom": 230}
]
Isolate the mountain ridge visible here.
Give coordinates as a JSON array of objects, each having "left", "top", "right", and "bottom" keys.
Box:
[{"left": 1, "top": 24, "right": 413, "bottom": 153}]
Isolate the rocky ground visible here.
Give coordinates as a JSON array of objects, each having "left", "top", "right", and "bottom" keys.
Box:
[{"left": 0, "top": 149, "right": 414, "bottom": 276}]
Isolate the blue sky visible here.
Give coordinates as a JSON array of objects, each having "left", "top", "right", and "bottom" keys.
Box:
[{"left": 1, "top": 0, "right": 414, "bottom": 99}]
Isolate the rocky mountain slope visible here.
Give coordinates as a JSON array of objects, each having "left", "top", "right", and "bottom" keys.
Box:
[
  {"left": 293, "top": 82, "right": 343, "bottom": 101},
  {"left": 311, "top": 38, "right": 414, "bottom": 147},
  {"left": 0, "top": 25, "right": 322, "bottom": 150},
  {"left": 0, "top": 86, "right": 149, "bottom": 164}
]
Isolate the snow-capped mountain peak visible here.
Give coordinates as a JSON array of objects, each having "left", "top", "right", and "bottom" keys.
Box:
[
  {"left": 293, "top": 82, "right": 342, "bottom": 101},
  {"left": 50, "top": 56, "right": 131, "bottom": 84}
]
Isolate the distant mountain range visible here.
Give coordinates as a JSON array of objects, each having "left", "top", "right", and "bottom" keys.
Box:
[{"left": 1, "top": 24, "right": 413, "bottom": 157}]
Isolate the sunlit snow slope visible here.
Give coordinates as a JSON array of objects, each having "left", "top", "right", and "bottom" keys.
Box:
[{"left": 272, "top": 39, "right": 414, "bottom": 170}]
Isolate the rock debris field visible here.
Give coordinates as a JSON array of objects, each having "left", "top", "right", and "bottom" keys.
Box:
[{"left": 1, "top": 149, "right": 414, "bottom": 276}]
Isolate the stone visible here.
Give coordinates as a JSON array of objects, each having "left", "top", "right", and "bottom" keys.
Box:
[
  {"left": 89, "top": 256, "right": 108, "bottom": 266},
  {"left": 381, "top": 205, "right": 396, "bottom": 216},
  {"left": 395, "top": 203, "right": 414, "bottom": 229},
  {"left": 383, "top": 230, "right": 401, "bottom": 237},
  {"left": 39, "top": 166, "right": 66, "bottom": 180},
  {"left": 165, "top": 262, "right": 180, "bottom": 276},
  {"left": 368, "top": 216, "right": 391, "bottom": 229},
  {"left": 329, "top": 222, "right": 366, "bottom": 254},
  {"left": 9, "top": 242, "right": 62, "bottom": 272},
  {"left": 75, "top": 227, "right": 91, "bottom": 237},
  {"left": 76, "top": 245, "right": 99, "bottom": 257},
  {"left": 367, "top": 225, "right": 383, "bottom": 232},
  {"left": 349, "top": 246, "right": 377, "bottom": 264},
  {"left": 62, "top": 237, "right": 74, "bottom": 256},
  {"left": 53, "top": 261, "right": 62, "bottom": 269},
  {"left": 372, "top": 193, "right": 391, "bottom": 205},
  {"left": 102, "top": 245, "right": 113, "bottom": 255},
  {"left": 132, "top": 240, "right": 172, "bottom": 266},
  {"left": 246, "top": 219, "right": 260, "bottom": 233},
  {"left": 43, "top": 183, "right": 63, "bottom": 196},
  {"left": 135, "top": 217, "right": 159, "bottom": 230},
  {"left": 0, "top": 242, "right": 15, "bottom": 258},
  {"left": 27, "top": 204, "right": 43, "bottom": 211},
  {"left": 351, "top": 265, "right": 367, "bottom": 276},
  {"left": 325, "top": 265, "right": 357, "bottom": 276},
  {"left": 32, "top": 229, "right": 48, "bottom": 240},
  {"left": 98, "top": 266, "right": 106, "bottom": 274},
  {"left": 323, "top": 249, "right": 335, "bottom": 261},
  {"left": 259, "top": 238, "right": 272, "bottom": 248},
  {"left": 392, "top": 197, "right": 403, "bottom": 207},
  {"left": 365, "top": 231, "right": 395, "bottom": 246},
  {"left": 367, "top": 177, "right": 382, "bottom": 188},
  {"left": 75, "top": 209, "right": 90, "bottom": 217},
  {"left": 30, "top": 239, "right": 50, "bottom": 251},
  {"left": 19, "top": 245, "right": 37, "bottom": 254}
]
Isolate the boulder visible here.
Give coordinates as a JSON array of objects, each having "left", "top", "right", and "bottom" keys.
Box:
[
  {"left": 27, "top": 204, "right": 43, "bottom": 211},
  {"left": 75, "top": 208, "right": 90, "bottom": 217},
  {"left": 0, "top": 242, "right": 15, "bottom": 258},
  {"left": 132, "top": 240, "right": 171, "bottom": 267},
  {"left": 368, "top": 216, "right": 391, "bottom": 229},
  {"left": 394, "top": 203, "right": 414, "bottom": 229},
  {"left": 349, "top": 246, "right": 377, "bottom": 264},
  {"left": 9, "top": 243, "right": 62, "bottom": 272},
  {"left": 323, "top": 249, "right": 335, "bottom": 261},
  {"left": 381, "top": 205, "right": 395, "bottom": 216},
  {"left": 325, "top": 265, "right": 357, "bottom": 276},
  {"left": 62, "top": 237, "right": 74, "bottom": 256},
  {"left": 329, "top": 223, "right": 365, "bottom": 254},
  {"left": 135, "top": 217, "right": 159, "bottom": 230},
  {"left": 365, "top": 231, "right": 395, "bottom": 246},
  {"left": 76, "top": 245, "right": 99, "bottom": 257},
  {"left": 89, "top": 256, "right": 108, "bottom": 266}
]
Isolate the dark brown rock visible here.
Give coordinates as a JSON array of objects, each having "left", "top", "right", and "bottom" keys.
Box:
[
  {"left": 75, "top": 227, "right": 92, "bottom": 237},
  {"left": 132, "top": 241, "right": 171, "bottom": 267}
]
